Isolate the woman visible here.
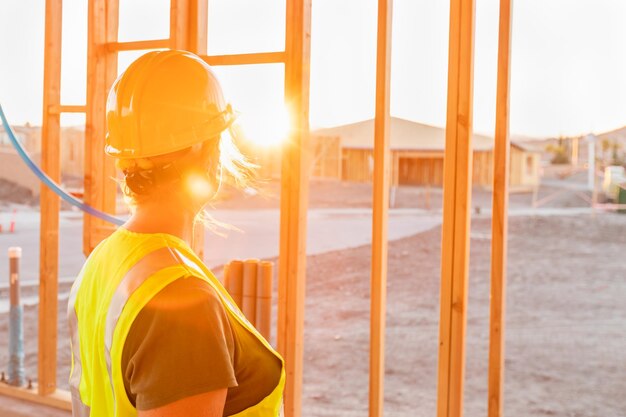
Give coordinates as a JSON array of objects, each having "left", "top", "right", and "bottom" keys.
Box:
[{"left": 67, "top": 50, "right": 284, "bottom": 417}]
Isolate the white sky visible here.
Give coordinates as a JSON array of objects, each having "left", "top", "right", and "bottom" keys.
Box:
[{"left": 0, "top": 0, "right": 625, "bottom": 138}]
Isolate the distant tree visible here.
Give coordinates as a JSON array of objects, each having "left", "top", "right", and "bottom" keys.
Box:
[
  {"left": 600, "top": 138, "right": 612, "bottom": 162},
  {"left": 545, "top": 137, "right": 571, "bottom": 165},
  {"left": 610, "top": 142, "right": 624, "bottom": 166}
]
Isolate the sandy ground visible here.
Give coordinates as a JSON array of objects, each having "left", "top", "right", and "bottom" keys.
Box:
[
  {"left": 212, "top": 177, "right": 596, "bottom": 212},
  {"left": 0, "top": 212, "right": 624, "bottom": 416},
  {"left": 300, "top": 213, "right": 626, "bottom": 417}
]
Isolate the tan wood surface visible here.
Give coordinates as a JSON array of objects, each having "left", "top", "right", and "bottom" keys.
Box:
[
  {"left": 169, "top": 0, "right": 209, "bottom": 259},
  {"left": 106, "top": 39, "right": 170, "bottom": 52},
  {"left": 0, "top": 385, "right": 71, "bottom": 411},
  {"left": 39, "top": 0, "right": 63, "bottom": 396},
  {"left": 369, "top": 1, "right": 393, "bottom": 417},
  {"left": 170, "top": 0, "right": 190, "bottom": 50},
  {"left": 48, "top": 105, "right": 87, "bottom": 114},
  {"left": 256, "top": 261, "right": 274, "bottom": 341},
  {"left": 202, "top": 51, "right": 286, "bottom": 66},
  {"left": 242, "top": 259, "right": 259, "bottom": 323},
  {"left": 277, "top": 1, "right": 311, "bottom": 416},
  {"left": 488, "top": 1, "right": 513, "bottom": 416},
  {"left": 228, "top": 260, "right": 244, "bottom": 308},
  {"left": 84, "top": 0, "right": 119, "bottom": 255},
  {"left": 437, "top": 0, "right": 476, "bottom": 416}
]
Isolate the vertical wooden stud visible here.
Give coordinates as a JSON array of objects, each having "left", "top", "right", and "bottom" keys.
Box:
[
  {"left": 369, "top": 0, "right": 393, "bottom": 417},
  {"left": 437, "top": 0, "right": 476, "bottom": 416},
  {"left": 488, "top": 1, "right": 513, "bottom": 416},
  {"left": 171, "top": 0, "right": 208, "bottom": 54},
  {"left": 84, "top": 0, "right": 119, "bottom": 255},
  {"left": 171, "top": 0, "right": 209, "bottom": 258},
  {"left": 278, "top": 1, "right": 311, "bottom": 416},
  {"left": 39, "top": 0, "right": 63, "bottom": 395}
]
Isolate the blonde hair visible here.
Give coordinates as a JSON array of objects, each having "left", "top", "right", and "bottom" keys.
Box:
[{"left": 116, "top": 130, "right": 257, "bottom": 224}]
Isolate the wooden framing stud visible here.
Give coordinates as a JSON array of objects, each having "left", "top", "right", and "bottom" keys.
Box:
[
  {"left": 47, "top": 105, "right": 87, "bottom": 114},
  {"left": 38, "top": 0, "right": 63, "bottom": 396},
  {"left": 84, "top": 0, "right": 120, "bottom": 255},
  {"left": 488, "top": 0, "right": 513, "bottom": 416},
  {"left": 202, "top": 51, "right": 286, "bottom": 67},
  {"left": 0, "top": 384, "right": 71, "bottom": 411},
  {"left": 106, "top": 39, "right": 170, "bottom": 52},
  {"left": 369, "top": 1, "right": 393, "bottom": 417},
  {"left": 436, "top": 0, "right": 476, "bottom": 416},
  {"left": 277, "top": 1, "right": 311, "bottom": 416}
]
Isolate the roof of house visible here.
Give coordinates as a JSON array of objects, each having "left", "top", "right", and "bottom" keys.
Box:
[{"left": 312, "top": 117, "right": 533, "bottom": 152}]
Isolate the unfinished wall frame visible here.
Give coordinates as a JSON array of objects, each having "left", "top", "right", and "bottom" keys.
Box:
[{"left": 1, "top": 1, "right": 516, "bottom": 417}]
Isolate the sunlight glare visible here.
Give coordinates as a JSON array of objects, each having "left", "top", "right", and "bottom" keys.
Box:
[{"left": 238, "top": 105, "right": 291, "bottom": 147}]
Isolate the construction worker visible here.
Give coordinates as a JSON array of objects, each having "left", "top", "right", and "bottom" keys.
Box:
[{"left": 67, "top": 50, "right": 284, "bottom": 417}]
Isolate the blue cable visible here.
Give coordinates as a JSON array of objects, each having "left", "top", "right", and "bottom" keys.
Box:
[{"left": 0, "top": 104, "right": 125, "bottom": 226}]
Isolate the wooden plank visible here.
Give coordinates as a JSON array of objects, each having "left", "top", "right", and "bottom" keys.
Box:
[
  {"left": 39, "top": 0, "right": 63, "bottom": 396},
  {"left": 170, "top": 0, "right": 208, "bottom": 54},
  {"left": 84, "top": 0, "right": 119, "bottom": 255},
  {"left": 170, "top": 0, "right": 190, "bottom": 49},
  {"left": 201, "top": 51, "right": 286, "bottom": 66},
  {"left": 48, "top": 105, "right": 87, "bottom": 114},
  {"left": 277, "top": 1, "right": 311, "bottom": 416},
  {"left": 369, "top": 1, "right": 393, "bottom": 417},
  {"left": 436, "top": 0, "right": 476, "bottom": 416},
  {"left": 0, "top": 385, "right": 71, "bottom": 411},
  {"left": 169, "top": 0, "right": 209, "bottom": 258},
  {"left": 106, "top": 39, "right": 170, "bottom": 52},
  {"left": 189, "top": 0, "right": 208, "bottom": 54},
  {"left": 488, "top": 1, "right": 513, "bottom": 416}
]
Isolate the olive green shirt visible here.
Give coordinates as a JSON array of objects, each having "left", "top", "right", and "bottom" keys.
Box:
[{"left": 121, "top": 276, "right": 281, "bottom": 415}]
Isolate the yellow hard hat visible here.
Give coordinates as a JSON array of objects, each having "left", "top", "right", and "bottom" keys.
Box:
[{"left": 105, "top": 50, "right": 236, "bottom": 159}]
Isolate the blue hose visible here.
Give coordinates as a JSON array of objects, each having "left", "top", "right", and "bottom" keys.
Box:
[{"left": 0, "top": 104, "right": 125, "bottom": 226}]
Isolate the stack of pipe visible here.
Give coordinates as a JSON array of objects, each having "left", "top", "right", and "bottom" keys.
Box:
[{"left": 222, "top": 259, "right": 273, "bottom": 341}]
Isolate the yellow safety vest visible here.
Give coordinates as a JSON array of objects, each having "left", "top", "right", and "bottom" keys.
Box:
[{"left": 67, "top": 229, "right": 285, "bottom": 416}]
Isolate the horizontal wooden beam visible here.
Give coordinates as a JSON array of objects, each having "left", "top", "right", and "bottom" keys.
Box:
[
  {"left": 106, "top": 38, "right": 170, "bottom": 52},
  {"left": 48, "top": 105, "right": 87, "bottom": 114},
  {"left": 201, "top": 51, "right": 285, "bottom": 66},
  {"left": 0, "top": 384, "right": 71, "bottom": 411}
]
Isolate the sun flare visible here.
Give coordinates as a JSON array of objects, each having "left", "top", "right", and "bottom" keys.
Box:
[{"left": 238, "top": 105, "right": 291, "bottom": 147}]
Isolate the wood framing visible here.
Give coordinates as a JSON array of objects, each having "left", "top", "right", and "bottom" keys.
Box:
[
  {"left": 369, "top": 0, "right": 392, "bottom": 416},
  {"left": 488, "top": 0, "right": 513, "bottom": 416},
  {"left": 437, "top": 0, "right": 476, "bottom": 416},
  {"left": 39, "top": 0, "right": 63, "bottom": 396},
  {"left": 202, "top": 51, "right": 286, "bottom": 66},
  {"left": 170, "top": 0, "right": 208, "bottom": 54},
  {"left": 106, "top": 39, "right": 170, "bottom": 52},
  {"left": 48, "top": 105, "right": 87, "bottom": 114},
  {"left": 84, "top": 0, "right": 119, "bottom": 255},
  {"left": 277, "top": 1, "right": 311, "bottom": 416},
  {"left": 170, "top": 0, "right": 209, "bottom": 258}
]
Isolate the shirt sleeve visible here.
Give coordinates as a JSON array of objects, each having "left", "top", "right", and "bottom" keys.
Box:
[{"left": 122, "top": 276, "right": 238, "bottom": 411}]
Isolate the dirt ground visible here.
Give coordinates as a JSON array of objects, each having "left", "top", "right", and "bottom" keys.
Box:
[
  {"left": 300, "top": 213, "right": 626, "bottom": 417},
  {"left": 1, "top": 212, "right": 624, "bottom": 416},
  {"left": 213, "top": 178, "right": 595, "bottom": 212}
]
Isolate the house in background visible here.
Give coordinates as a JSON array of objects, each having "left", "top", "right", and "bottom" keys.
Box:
[
  {"left": 310, "top": 117, "right": 541, "bottom": 191},
  {"left": 0, "top": 125, "right": 85, "bottom": 197}
]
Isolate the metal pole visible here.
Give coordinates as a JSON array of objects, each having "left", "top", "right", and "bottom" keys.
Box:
[
  {"left": 587, "top": 134, "right": 596, "bottom": 191},
  {"left": 8, "top": 247, "right": 25, "bottom": 386}
]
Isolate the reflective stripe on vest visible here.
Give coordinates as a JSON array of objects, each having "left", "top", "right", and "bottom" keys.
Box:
[
  {"left": 68, "top": 269, "right": 90, "bottom": 417},
  {"left": 69, "top": 239, "right": 284, "bottom": 416}
]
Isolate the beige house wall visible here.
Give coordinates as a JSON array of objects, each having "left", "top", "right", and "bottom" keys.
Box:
[{"left": 0, "top": 149, "right": 41, "bottom": 196}]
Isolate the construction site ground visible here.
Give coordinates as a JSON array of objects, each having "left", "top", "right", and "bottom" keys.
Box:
[{"left": 0, "top": 178, "right": 624, "bottom": 416}]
